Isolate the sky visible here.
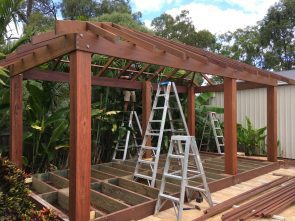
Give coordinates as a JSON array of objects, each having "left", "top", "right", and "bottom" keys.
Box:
[
  {"left": 9, "top": 0, "right": 279, "bottom": 39},
  {"left": 130, "top": 0, "right": 279, "bottom": 34}
]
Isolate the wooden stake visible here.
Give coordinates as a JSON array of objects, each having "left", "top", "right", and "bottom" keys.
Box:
[
  {"left": 69, "top": 51, "right": 91, "bottom": 221},
  {"left": 224, "top": 77, "right": 237, "bottom": 175},
  {"left": 10, "top": 74, "right": 23, "bottom": 168}
]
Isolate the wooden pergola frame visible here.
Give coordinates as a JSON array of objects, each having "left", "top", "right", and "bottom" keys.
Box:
[{"left": 1, "top": 20, "right": 294, "bottom": 221}]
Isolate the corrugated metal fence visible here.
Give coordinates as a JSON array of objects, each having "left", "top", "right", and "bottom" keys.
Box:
[{"left": 210, "top": 85, "right": 295, "bottom": 159}]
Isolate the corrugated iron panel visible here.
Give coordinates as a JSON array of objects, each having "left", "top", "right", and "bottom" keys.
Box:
[{"left": 210, "top": 85, "right": 295, "bottom": 159}]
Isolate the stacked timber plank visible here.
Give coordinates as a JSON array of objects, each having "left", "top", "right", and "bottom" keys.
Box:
[{"left": 221, "top": 177, "right": 295, "bottom": 220}]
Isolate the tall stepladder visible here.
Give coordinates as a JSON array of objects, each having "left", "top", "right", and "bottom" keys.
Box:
[
  {"left": 155, "top": 135, "right": 213, "bottom": 221},
  {"left": 199, "top": 111, "right": 224, "bottom": 154},
  {"left": 133, "top": 82, "right": 189, "bottom": 187},
  {"left": 113, "top": 111, "right": 142, "bottom": 161}
]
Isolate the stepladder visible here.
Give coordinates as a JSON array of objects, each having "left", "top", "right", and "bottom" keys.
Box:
[
  {"left": 155, "top": 135, "right": 213, "bottom": 221},
  {"left": 113, "top": 111, "right": 142, "bottom": 161},
  {"left": 133, "top": 82, "right": 189, "bottom": 187},
  {"left": 199, "top": 112, "right": 224, "bottom": 154}
]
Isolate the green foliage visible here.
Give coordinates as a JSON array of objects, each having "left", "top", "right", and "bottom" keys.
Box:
[
  {"left": 259, "top": 0, "right": 295, "bottom": 70},
  {"left": 0, "top": 157, "right": 34, "bottom": 220},
  {"left": 195, "top": 92, "right": 224, "bottom": 143},
  {"left": 237, "top": 117, "right": 266, "bottom": 156},
  {"left": 151, "top": 10, "right": 216, "bottom": 49},
  {"left": 60, "top": 0, "right": 133, "bottom": 21},
  {"left": 217, "top": 26, "right": 263, "bottom": 67},
  {"left": 0, "top": 0, "right": 24, "bottom": 43}
]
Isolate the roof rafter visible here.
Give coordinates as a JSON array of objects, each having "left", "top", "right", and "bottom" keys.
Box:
[
  {"left": 148, "top": 66, "right": 165, "bottom": 81},
  {"left": 94, "top": 56, "right": 115, "bottom": 78}
]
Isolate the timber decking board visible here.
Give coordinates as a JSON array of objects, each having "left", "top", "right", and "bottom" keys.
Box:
[{"left": 30, "top": 153, "right": 279, "bottom": 221}]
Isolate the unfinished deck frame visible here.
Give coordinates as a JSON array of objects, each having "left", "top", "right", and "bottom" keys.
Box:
[
  {"left": 1, "top": 20, "right": 293, "bottom": 221},
  {"left": 30, "top": 153, "right": 280, "bottom": 221}
]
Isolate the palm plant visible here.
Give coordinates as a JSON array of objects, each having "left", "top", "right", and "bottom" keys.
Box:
[{"left": 237, "top": 117, "right": 266, "bottom": 156}]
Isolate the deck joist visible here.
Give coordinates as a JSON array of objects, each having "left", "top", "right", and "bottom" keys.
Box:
[{"left": 30, "top": 153, "right": 280, "bottom": 221}]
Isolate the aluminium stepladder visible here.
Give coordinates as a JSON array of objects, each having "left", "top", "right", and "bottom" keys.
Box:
[
  {"left": 113, "top": 111, "right": 142, "bottom": 161},
  {"left": 199, "top": 112, "right": 224, "bottom": 154},
  {"left": 155, "top": 135, "right": 213, "bottom": 221},
  {"left": 133, "top": 81, "right": 189, "bottom": 187}
]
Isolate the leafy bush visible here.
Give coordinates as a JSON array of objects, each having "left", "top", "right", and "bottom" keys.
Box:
[
  {"left": 0, "top": 157, "right": 59, "bottom": 220},
  {"left": 237, "top": 117, "right": 266, "bottom": 155},
  {"left": 0, "top": 157, "right": 34, "bottom": 220}
]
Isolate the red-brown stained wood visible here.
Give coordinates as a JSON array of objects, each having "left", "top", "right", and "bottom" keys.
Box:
[
  {"left": 10, "top": 74, "right": 23, "bottom": 168},
  {"left": 267, "top": 86, "right": 277, "bottom": 162},
  {"left": 69, "top": 51, "right": 91, "bottom": 221},
  {"left": 223, "top": 77, "right": 237, "bottom": 175},
  {"left": 142, "top": 81, "right": 152, "bottom": 158},
  {"left": 187, "top": 86, "right": 196, "bottom": 136}
]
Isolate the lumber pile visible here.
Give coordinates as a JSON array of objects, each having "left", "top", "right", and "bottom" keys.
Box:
[
  {"left": 193, "top": 176, "right": 294, "bottom": 221},
  {"left": 221, "top": 178, "right": 295, "bottom": 220}
]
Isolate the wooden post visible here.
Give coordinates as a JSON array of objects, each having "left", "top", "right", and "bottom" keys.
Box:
[
  {"left": 10, "top": 74, "right": 23, "bottom": 168},
  {"left": 187, "top": 86, "right": 196, "bottom": 136},
  {"left": 267, "top": 86, "right": 277, "bottom": 162},
  {"left": 69, "top": 51, "right": 91, "bottom": 221},
  {"left": 142, "top": 81, "right": 152, "bottom": 158},
  {"left": 224, "top": 77, "right": 237, "bottom": 175}
]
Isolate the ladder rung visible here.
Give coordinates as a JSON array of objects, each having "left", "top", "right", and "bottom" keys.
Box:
[
  {"left": 157, "top": 94, "right": 166, "bottom": 97},
  {"left": 145, "top": 132, "right": 160, "bottom": 136},
  {"left": 138, "top": 159, "right": 155, "bottom": 165},
  {"left": 150, "top": 120, "right": 162, "bottom": 122},
  {"left": 217, "top": 136, "right": 223, "bottom": 138},
  {"left": 188, "top": 174, "right": 203, "bottom": 180},
  {"left": 186, "top": 185, "right": 207, "bottom": 192},
  {"left": 159, "top": 193, "right": 180, "bottom": 203},
  {"left": 134, "top": 173, "right": 152, "bottom": 180},
  {"left": 153, "top": 107, "right": 165, "bottom": 110},
  {"left": 141, "top": 146, "right": 158, "bottom": 151},
  {"left": 164, "top": 173, "right": 182, "bottom": 180},
  {"left": 169, "top": 154, "right": 184, "bottom": 159}
]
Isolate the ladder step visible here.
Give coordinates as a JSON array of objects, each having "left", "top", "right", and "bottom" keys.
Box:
[
  {"left": 145, "top": 132, "right": 160, "bottom": 136},
  {"left": 141, "top": 146, "right": 158, "bottom": 151},
  {"left": 157, "top": 94, "right": 166, "bottom": 97},
  {"left": 153, "top": 107, "right": 165, "bottom": 110},
  {"left": 188, "top": 174, "right": 203, "bottom": 180},
  {"left": 169, "top": 154, "right": 184, "bottom": 159},
  {"left": 164, "top": 173, "right": 183, "bottom": 180},
  {"left": 134, "top": 173, "right": 152, "bottom": 180},
  {"left": 186, "top": 185, "right": 207, "bottom": 192},
  {"left": 150, "top": 120, "right": 162, "bottom": 122},
  {"left": 138, "top": 159, "right": 155, "bottom": 165},
  {"left": 159, "top": 193, "right": 180, "bottom": 203}
]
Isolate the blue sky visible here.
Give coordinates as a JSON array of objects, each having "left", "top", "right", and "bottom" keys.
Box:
[
  {"left": 130, "top": 0, "right": 279, "bottom": 34},
  {"left": 11, "top": 0, "right": 278, "bottom": 38}
]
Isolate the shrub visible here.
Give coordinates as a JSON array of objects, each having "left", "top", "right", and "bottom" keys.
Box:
[
  {"left": 0, "top": 157, "right": 34, "bottom": 220},
  {"left": 0, "top": 157, "right": 59, "bottom": 220}
]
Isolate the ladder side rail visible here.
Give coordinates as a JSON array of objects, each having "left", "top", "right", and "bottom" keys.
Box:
[
  {"left": 151, "top": 84, "right": 171, "bottom": 187},
  {"left": 171, "top": 83, "right": 189, "bottom": 135},
  {"left": 123, "top": 111, "right": 133, "bottom": 160},
  {"left": 155, "top": 139, "right": 174, "bottom": 213},
  {"left": 191, "top": 137, "right": 213, "bottom": 206},
  {"left": 134, "top": 111, "right": 143, "bottom": 135},
  {"left": 177, "top": 136, "right": 191, "bottom": 221}
]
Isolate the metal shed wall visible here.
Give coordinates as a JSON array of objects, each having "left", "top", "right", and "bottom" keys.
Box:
[{"left": 209, "top": 85, "right": 295, "bottom": 159}]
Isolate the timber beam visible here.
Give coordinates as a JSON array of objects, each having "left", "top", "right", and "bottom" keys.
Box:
[
  {"left": 196, "top": 81, "right": 267, "bottom": 92},
  {"left": 23, "top": 69, "right": 188, "bottom": 93}
]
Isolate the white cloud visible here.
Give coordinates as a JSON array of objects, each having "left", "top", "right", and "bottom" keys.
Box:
[
  {"left": 144, "top": 20, "right": 152, "bottom": 29},
  {"left": 131, "top": 0, "right": 179, "bottom": 13},
  {"left": 165, "top": 1, "right": 278, "bottom": 34}
]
